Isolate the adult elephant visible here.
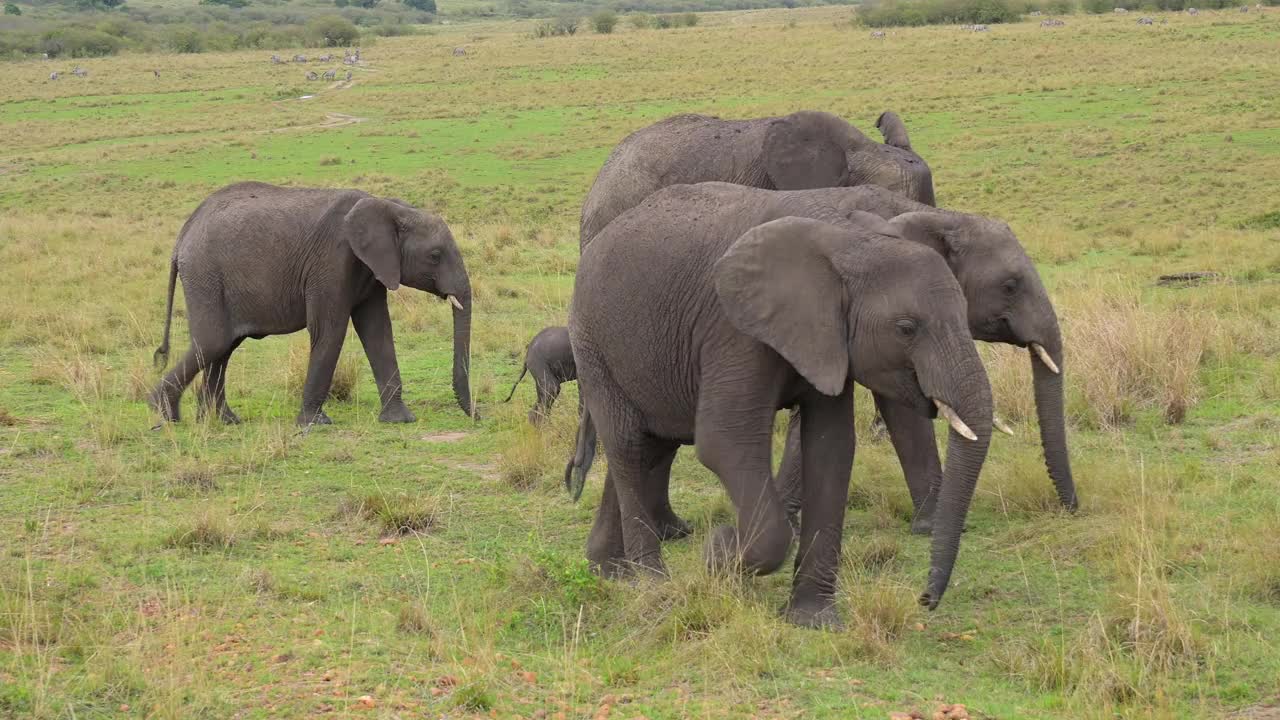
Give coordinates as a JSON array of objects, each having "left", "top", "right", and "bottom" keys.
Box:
[
  {"left": 149, "top": 182, "right": 473, "bottom": 426},
  {"left": 578, "top": 110, "right": 935, "bottom": 247},
  {"left": 571, "top": 204, "right": 992, "bottom": 627},
  {"left": 565, "top": 183, "right": 1076, "bottom": 538}
]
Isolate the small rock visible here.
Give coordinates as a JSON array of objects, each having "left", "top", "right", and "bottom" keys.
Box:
[{"left": 356, "top": 695, "right": 375, "bottom": 709}]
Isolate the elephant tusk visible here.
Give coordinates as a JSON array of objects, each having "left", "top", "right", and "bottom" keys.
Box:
[
  {"left": 1031, "top": 343, "right": 1060, "bottom": 374},
  {"left": 992, "top": 414, "right": 1015, "bottom": 436},
  {"left": 447, "top": 295, "right": 464, "bottom": 311},
  {"left": 934, "top": 399, "right": 978, "bottom": 441}
]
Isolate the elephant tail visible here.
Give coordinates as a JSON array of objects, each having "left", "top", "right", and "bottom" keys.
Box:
[
  {"left": 503, "top": 364, "right": 528, "bottom": 403},
  {"left": 563, "top": 408, "right": 597, "bottom": 502},
  {"left": 153, "top": 255, "right": 178, "bottom": 369}
]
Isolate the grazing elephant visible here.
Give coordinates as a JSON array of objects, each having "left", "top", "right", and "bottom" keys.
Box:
[
  {"left": 149, "top": 182, "right": 474, "bottom": 426},
  {"left": 564, "top": 183, "right": 1076, "bottom": 538},
  {"left": 578, "top": 110, "right": 936, "bottom": 247},
  {"left": 504, "top": 326, "right": 575, "bottom": 425},
  {"left": 571, "top": 204, "right": 992, "bottom": 627}
]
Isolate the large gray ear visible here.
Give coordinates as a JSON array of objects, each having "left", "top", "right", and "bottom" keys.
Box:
[
  {"left": 763, "top": 112, "right": 851, "bottom": 190},
  {"left": 887, "top": 211, "right": 962, "bottom": 259},
  {"left": 875, "top": 111, "right": 914, "bottom": 151},
  {"left": 713, "top": 217, "right": 850, "bottom": 396},
  {"left": 344, "top": 197, "right": 404, "bottom": 290}
]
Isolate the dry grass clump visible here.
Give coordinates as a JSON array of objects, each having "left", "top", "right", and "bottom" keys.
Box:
[
  {"left": 283, "top": 339, "right": 363, "bottom": 403},
  {"left": 0, "top": 407, "right": 19, "bottom": 426},
  {"left": 497, "top": 404, "right": 579, "bottom": 491},
  {"left": 337, "top": 492, "right": 442, "bottom": 536},
  {"left": 171, "top": 463, "right": 218, "bottom": 493},
  {"left": 164, "top": 513, "right": 236, "bottom": 551}
]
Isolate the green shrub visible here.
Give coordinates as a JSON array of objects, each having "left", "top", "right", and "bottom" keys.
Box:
[
  {"left": 4, "top": 3, "right": 21, "bottom": 15},
  {"left": 629, "top": 11, "right": 652, "bottom": 27},
  {"left": 858, "top": 0, "right": 1019, "bottom": 26},
  {"left": 403, "top": 0, "right": 436, "bottom": 11},
  {"left": 307, "top": 15, "right": 359, "bottom": 45},
  {"left": 681, "top": 11, "right": 699, "bottom": 24},
  {"left": 533, "top": 12, "right": 578, "bottom": 36},
  {"left": 167, "top": 26, "right": 204, "bottom": 52},
  {"left": 40, "top": 27, "right": 122, "bottom": 57},
  {"left": 591, "top": 9, "right": 618, "bottom": 32}
]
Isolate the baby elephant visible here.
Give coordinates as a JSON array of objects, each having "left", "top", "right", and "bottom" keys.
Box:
[
  {"left": 504, "top": 326, "right": 575, "bottom": 425},
  {"left": 150, "top": 182, "right": 474, "bottom": 426}
]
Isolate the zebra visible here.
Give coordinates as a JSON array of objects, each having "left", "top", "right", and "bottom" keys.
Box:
[
  {"left": 1137, "top": 16, "right": 1154, "bottom": 23},
  {"left": 305, "top": 71, "right": 319, "bottom": 81},
  {"left": 1239, "top": 4, "right": 1248, "bottom": 11},
  {"left": 317, "top": 54, "right": 332, "bottom": 62},
  {"left": 271, "top": 55, "right": 283, "bottom": 64},
  {"left": 870, "top": 30, "right": 886, "bottom": 38},
  {"left": 972, "top": 23, "right": 989, "bottom": 31},
  {"left": 1186, "top": 7, "right": 1198, "bottom": 13},
  {"left": 1041, "top": 17, "right": 1066, "bottom": 26},
  {"left": 70, "top": 67, "right": 88, "bottom": 78},
  {"left": 49, "top": 71, "right": 60, "bottom": 81},
  {"left": 322, "top": 69, "right": 336, "bottom": 81},
  {"left": 452, "top": 46, "right": 466, "bottom": 56},
  {"left": 345, "top": 70, "right": 353, "bottom": 81},
  {"left": 153, "top": 69, "right": 161, "bottom": 77},
  {"left": 293, "top": 54, "right": 307, "bottom": 63},
  {"left": 1030, "top": 9, "right": 1042, "bottom": 14},
  {"left": 1114, "top": 7, "right": 1128, "bottom": 12}
]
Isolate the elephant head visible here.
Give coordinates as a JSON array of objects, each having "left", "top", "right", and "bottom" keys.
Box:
[
  {"left": 887, "top": 211, "right": 1075, "bottom": 511},
  {"left": 344, "top": 197, "right": 474, "bottom": 418},
  {"left": 875, "top": 111, "right": 914, "bottom": 151},
  {"left": 762, "top": 111, "right": 935, "bottom": 207},
  {"left": 714, "top": 215, "right": 993, "bottom": 609}
]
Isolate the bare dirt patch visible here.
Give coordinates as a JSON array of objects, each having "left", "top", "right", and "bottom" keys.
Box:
[{"left": 422, "top": 431, "right": 468, "bottom": 443}]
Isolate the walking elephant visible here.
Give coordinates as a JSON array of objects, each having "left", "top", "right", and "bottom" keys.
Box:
[
  {"left": 505, "top": 325, "right": 575, "bottom": 425},
  {"left": 578, "top": 109, "right": 935, "bottom": 247},
  {"left": 149, "top": 182, "right": 473, "bottom": 426},
  {"left": 564, "top": 183, "right": 1076, "bottom": 537},
  {"left": 571, "top": 205, "right": 992, "bottom": 627}
]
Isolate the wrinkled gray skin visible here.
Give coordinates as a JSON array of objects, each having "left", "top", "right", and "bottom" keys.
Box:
[
  {"left": 566, "top": 183, "right": 1076, "bottom": 539},
  {"left": 505, "top": 325, "right": 576, "bottom": 426},
  {"left": 566, "top": 109, "right": 935, "bottom": 500},
  {"left": 571, "top": 201, "right": 992, "bottom": 627},
  {"left": 149, "top": 182, "right": 474, "bottom": 426},
  {"left": 579, "top": 110, "right": 936, "bottom": 247}
]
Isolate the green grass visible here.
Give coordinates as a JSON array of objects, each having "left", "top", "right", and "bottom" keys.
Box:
[{"left": 2, "top": 7, "right": 1280, "bottom": 718}]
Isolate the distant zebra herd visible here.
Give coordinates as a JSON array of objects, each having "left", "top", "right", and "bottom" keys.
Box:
[{"left": 270, "top": 48, "right": 360, "bottom": 83}]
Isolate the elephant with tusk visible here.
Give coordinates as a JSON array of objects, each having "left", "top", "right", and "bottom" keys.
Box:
[{"left": 149, "top": 182, "right": 474, "bottom": 426}]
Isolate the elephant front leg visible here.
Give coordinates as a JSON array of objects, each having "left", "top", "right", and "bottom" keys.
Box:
[
  {"left": 352, "top": 293, "right": 415, "bottom": 423},
  {"left": 786, "top": 384, "right": 855, "bottom": 629},
  {"left": 298, "top": 315, "right": 349, "bottom": 426},
  {"left": 529, "top": 366, "right": 560, "bottom": 426},
  {"left": 775, "top": 408, "right": 803, "bottom": 534},
  {"left": 875, "top": 392, "right": 943, "bottom": 535}
]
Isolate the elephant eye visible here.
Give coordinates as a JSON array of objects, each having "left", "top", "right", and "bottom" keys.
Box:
[
  {"left": 895, "top": 319, "right": 918, "bottom": 338},
  {"left": 428, "top": 248, "right": 443, "bottom": 265},
  {"left": 1002, "top": 277, "right": 1019, "bottom": 296}
]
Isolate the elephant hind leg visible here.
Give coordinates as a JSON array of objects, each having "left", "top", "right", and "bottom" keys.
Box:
[
  {"left": 150, "top": 335, "right": 233, "bottom": 423},
  {"left": 196, "top": 337, "right": 244, "bottom": 424}
]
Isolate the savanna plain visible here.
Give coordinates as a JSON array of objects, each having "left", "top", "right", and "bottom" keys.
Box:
[{"left": 2, "top": 7, "right": 1279, "bottom": 718}]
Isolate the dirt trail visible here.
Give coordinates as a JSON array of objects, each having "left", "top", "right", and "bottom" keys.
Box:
[{"left": 258, "top": 112, "right": 366, "bottom": 134}]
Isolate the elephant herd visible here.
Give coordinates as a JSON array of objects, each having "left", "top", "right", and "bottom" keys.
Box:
[{"left": 149, "top": 109, "right": 1077, "bottom": 629}]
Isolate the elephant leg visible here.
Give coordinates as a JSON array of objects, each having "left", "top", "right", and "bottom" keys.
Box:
[
  {"left": 530, "top": 366, "right": 560, "bottom": 426},
  {"left": 586, "top": 468, "right": 627, "bottom": 577},
  {"left": 589, "top": 398, "right": 672, "bottom": 577},
  {"left": 642, "top": 450, "right": 691, "bottom": 541},
  {"left": 352, "top": 292, "right": 414, "bottom": 423},
  {"left": 775, "top": 407, "right": 803, "bottom": 534},
  {"left": 785, "top": 384, "right": 855, "bottom": 629},
  {"left": 696, "top": 385, "right": 792, "bottom": 577},
  {"left": 149, "top": 313, "right": 232, "bottom": 423},
  {"left": 874, "top": 392, "right": 943, "bottom": 535},
  {"left": 298, "top": 312, "right": 348, "bottom": 426},
  {"left": 196, "top": 337, "right": 244, "bottom": 424}
]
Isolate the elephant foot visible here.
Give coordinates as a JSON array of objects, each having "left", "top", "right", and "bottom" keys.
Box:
[
  {"left": 219, "top": 409, "right": 242, "bottom": 425},
  {"left": 378, "top": 403, "right": 416, "bottom": 423},
  {"left": 297, "top": 409, "right": 332, "bottom": 427},
  {"left": 148, "top": 391, "right": 179, "bottom": 423},
  {"left": 655, "top": 513, "right": 692, "bottom": 542},
  {"left": 783, "top": 597, "right": 844, "bottom": 630},
  {"left": 909, "top": 514, "right": 934, "bottom": 536}
]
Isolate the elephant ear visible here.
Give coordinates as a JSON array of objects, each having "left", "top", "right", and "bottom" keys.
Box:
[
  {"left": 344, "top": 197, "right": 405, "bottom": 291},
  {"left": 887, "top": 211, "right": 964, "bottom": 261},
  {"left": 713, "top": 217, "right": 850, "bottom": 396},
  {"left": 875, "top": 111, "right": 914, "bottom": 151},
  {"left": 763, "top": 112, "right": 852, "bottom": 190}
]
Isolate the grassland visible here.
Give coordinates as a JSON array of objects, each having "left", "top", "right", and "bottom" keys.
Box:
[{"left": 2, "top": 7, "right": 1279, "bottom": 718}]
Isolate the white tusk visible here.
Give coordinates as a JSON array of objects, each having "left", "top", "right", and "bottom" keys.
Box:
[
  {"left": 992, "top": 414, "right": 1015, "bottom": 436},
  {"left": 447, "top": 295, "right": 464, "bottom": 311},
  {"left": 934, "top": 399, "right": 978, "bottom": 441},
  {"left": 1031, "top": 343, "right": 1060, "bottom": 374}
]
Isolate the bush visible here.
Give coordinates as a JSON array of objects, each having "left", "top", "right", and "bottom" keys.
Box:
[
  {"left": 40, "top": 27, "right": 121, "bottom": 57},
  {"left": 201, "top": 0, "right": 249, "bottom": 7},
  {"left": 629, "top": 11, "right": 652, "bottom": 27},
  {"left": 307, "top": 14, "right": 359, "bottom": 45},
  {"left": 591, "top": 9, "right": 618, "bottom": 32},
  {"left": 402, "top": 0, "right": 436, "bottom": 11},
  {"left": 858, "top": 0, "right": 1018, "bottom": 26},
  {"left": 681, "top": 11, "right": 699, "bottom": 23},
  {"left": 533, "top": 12, "right": 578, "bottom": 36},
  {"left": 167, "top": 26, "right": 204, "bottom": 52},
  {"left": 4, "top": 3, "right": 20, "bottom": 15}
]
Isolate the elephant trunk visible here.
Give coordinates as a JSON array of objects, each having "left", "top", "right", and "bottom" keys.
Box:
[
  {"left": 1030, "top": 329, "right": 1077, "bottom": 510},
  {"left": 920, "top": 347, "right": 992, "bottom": 610},
  {"left": 451, "top": 287, "right": 474, "bottom": 418}
]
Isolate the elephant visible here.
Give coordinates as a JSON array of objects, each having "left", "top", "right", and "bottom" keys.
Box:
[
  {"left": 149, "top": 182, "right": 473, "bottom": 427},
  {"left": 578, "top": 109, "right": 936, "bottom": 247},
  {"left": 570, "top": 202, "right": 993, "bottom": 627},
  {"left": 564, "top": 182, "right": 1076, "bottom": 538},
  {"left": 504, "top": 326, "right": 576, "bottom": 425}
]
